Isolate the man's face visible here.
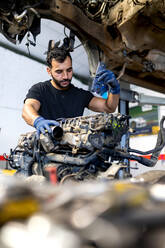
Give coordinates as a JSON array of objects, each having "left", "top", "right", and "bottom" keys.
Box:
[{"left": 47, "top": 56, "right": 73, "bottom": 90}]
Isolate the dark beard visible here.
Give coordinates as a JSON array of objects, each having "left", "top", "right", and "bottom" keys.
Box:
[{"left": 52, "top": 75, "right": 71, "bottom": 89}]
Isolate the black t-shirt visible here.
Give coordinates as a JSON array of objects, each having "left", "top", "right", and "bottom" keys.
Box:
[{"left": 25, "top": 80, "right": 94, "bottom": 120}]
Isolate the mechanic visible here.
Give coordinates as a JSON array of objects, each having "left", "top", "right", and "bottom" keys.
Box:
[{"left": 22, "top": 47, "right": 120, "bottom": 138}]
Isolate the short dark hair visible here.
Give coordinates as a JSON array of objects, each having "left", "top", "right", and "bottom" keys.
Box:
[{"left": 46, "top": 47, "right": 72, "bottom": 67}]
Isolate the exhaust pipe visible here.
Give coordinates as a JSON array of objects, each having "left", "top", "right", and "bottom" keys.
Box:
[
  {"left": 40, "top": 126, "right": 63, "bottom": 153},
  {"left": 52, "top": 126, "right": 63, "bottom": 140}
]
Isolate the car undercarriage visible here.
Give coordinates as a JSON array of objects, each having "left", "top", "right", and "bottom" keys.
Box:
[{"left": 0, "top": 0, "right": 165, "bottom": 93}]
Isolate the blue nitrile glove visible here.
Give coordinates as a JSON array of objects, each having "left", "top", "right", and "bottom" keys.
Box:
[
  {"left": 33, "top": 116, "right": 60, "bottom": 138},
  {"left": 91, "top": 62, "right": 120, "bottom": 96}
]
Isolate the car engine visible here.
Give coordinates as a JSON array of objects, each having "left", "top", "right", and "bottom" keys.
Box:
[
  {"left": 8, "top": 113, "right": 130, "bottom": 182},
  {"left": 7, "top": 113, "right": 165, "bottom": 183}
]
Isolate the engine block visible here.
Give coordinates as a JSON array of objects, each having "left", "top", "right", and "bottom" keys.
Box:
[{"left": 17, "top": 113, "right": 129, "bottom": 154}]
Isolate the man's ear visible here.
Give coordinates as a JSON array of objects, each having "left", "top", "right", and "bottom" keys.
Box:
[{"left": 47, "top": 67, "right": 51, "bottom": 75}]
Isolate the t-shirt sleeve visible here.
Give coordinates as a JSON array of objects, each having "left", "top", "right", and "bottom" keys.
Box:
[
  {"left": 81, "top": 89, "right": 94, "bottom": 107},
  {"left": 24, "top": 83, "right": 42, "bottom": 103}
]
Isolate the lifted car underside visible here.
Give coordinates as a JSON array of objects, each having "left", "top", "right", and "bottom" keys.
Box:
[{"left": 0, "top": 0, "right": 165, "bottom": 92}]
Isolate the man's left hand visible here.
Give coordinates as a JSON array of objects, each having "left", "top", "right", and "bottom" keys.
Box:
[{"left": 91, "top": 62, "right": 120, "bottom": 96}]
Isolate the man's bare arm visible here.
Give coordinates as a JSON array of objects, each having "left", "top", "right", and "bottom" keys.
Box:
[
  {"left": 89, "top": 62, "right": 120, "bottom": 113},
  {"left": 88, "top": 93, "right": 119, "bottom": 113},
  {"left": 22, "top": 98, "right": 41, "bottom": 126}
]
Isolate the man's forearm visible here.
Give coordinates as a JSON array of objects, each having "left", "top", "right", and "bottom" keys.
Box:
[
  {"left": 22, "top": 104, "right": 40, "bottom": 126},
  {"left": 106, "top": 93, "right": 119, "bottom": 112}
]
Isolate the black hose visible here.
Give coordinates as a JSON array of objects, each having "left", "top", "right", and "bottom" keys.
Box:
[
  {"left": 27, "top": 136, "right": 42, "bottom": 176},
  {"left": 129, "top": 154, "right": 155, "bottom": 167},
  {"left": 27, "top": 158, "right": 36, "bottom": 176},
  {"left": 128, "top": 116, "right": 165, "bottom": 154},
  {"left": 127, "top": 116, "right": 165, "bottom": 167},
  {"left": 148, "top": 116, "right": 165, "bottom": 166}
]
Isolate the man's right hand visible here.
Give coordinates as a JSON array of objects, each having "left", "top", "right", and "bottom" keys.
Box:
[{"left": 33, "top": 116, "right": 60, "bottom": 138}]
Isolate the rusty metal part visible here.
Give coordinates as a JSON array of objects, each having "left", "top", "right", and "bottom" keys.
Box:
[{"left": 1, "top": 0, "right": 165, "bottom": 91}]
